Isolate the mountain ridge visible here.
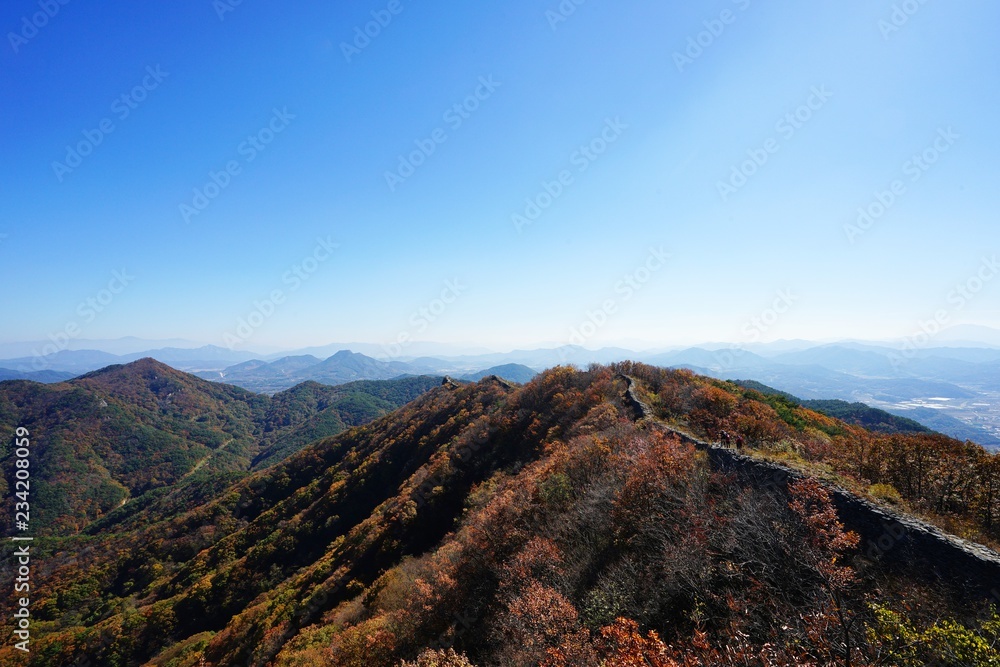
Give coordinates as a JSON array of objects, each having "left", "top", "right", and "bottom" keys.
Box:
[{"left": 4, "top": 362, "right": 1000, "bottom": 665}]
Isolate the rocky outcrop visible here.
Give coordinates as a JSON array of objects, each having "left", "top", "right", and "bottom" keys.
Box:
[{"left": 484, "top": 375, "right": 515, "bottom": 390}]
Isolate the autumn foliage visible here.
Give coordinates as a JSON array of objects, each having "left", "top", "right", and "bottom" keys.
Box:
[{"left": 2, "top": 363, "right": 998, "bottom": 666}]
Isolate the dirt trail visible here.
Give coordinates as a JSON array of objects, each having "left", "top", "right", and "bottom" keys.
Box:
[{"left": 180, "top": 438, "right": 235, "bottom": 482}]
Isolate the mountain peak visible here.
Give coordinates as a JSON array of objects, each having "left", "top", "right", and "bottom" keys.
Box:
[
  {"left": 69, "top": 357, "right": 250, "bottom": 407},
  {"left": 75, "top": 356, "right": 180, "bottom": 380}
]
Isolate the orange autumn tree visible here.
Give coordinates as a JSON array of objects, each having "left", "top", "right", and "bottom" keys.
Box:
[{"left": 592, "top": 618, "right": 679, "bottom": 667}]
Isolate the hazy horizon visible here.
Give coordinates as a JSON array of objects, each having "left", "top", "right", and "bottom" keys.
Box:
[{"left": 4, "top": 323, "right": 1000, "bottom": 363}]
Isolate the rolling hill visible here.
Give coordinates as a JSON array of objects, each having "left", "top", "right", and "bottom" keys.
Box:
[{"left": 0, "top": 361, "right": 442, "bottom": 536}]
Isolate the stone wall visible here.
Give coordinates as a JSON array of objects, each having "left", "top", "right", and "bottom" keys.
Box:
[
  {"left": 707, "top": 445, "right": 1000, "bottom": 601},
  {"left": 619, "top": 375, "right": 1000, "bottom": 602}
]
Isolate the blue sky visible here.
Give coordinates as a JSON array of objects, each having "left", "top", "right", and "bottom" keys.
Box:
[{"left": 1, "top": 0, "right": 998, "bottom": 352}]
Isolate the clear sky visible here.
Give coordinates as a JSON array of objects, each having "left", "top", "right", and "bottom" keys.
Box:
[{"left": 2, "top": 0, "right": 998, "bottom": 352}]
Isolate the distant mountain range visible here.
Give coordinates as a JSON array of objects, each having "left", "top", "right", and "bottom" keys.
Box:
[
  {"left": 0, "top": 368, "right": 74, "bottom": 383},
  {"left": 196, "top": 350, "right": 431, "bottom": 394},
  {"left": 0, "top": 347, "right": 542, "bottom": 394},
  {"left": 0, "top": 345, "right": 260, "bottom": 374},
  {"left": 197, "top": 354, "right": 540, "bottom": 394},
  {"left": 4, "top": 336, "right": 1000, "bottom": 447}
]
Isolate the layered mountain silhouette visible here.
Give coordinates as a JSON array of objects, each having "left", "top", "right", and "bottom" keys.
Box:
[
  {"left": 196, "top": 352, "right": 539, "bottom": 394},
  {"left": 0, "top": 368, "right": 74, "bottom": 383},
  {"left": 195, "top": 350, "right": 438, "bottom": 394},
  {"left": 5, "top": 340, "right": 1000, "bottom": 448}
]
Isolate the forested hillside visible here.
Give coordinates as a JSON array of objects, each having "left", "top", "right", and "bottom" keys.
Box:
[
  {"left": 2, "top": 364, "right": 999, "bottom": 666},
  {"left": 734, "top": 380, "right": 932, "bottom": 434},
  {"left": 0, "top": 361, "right": 441, "bottom": 535}
]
